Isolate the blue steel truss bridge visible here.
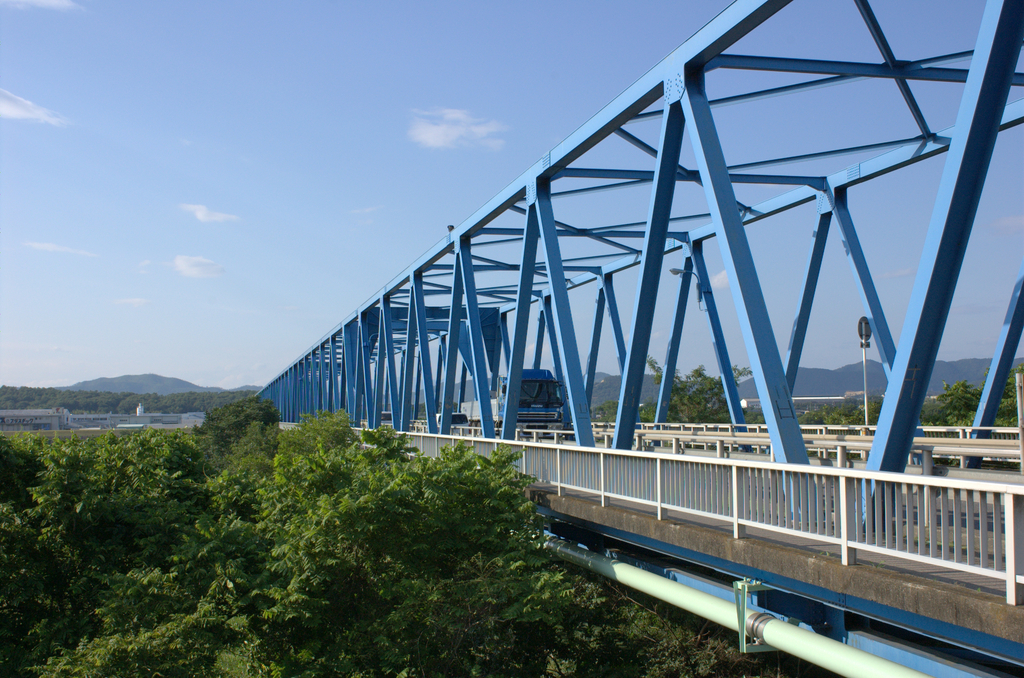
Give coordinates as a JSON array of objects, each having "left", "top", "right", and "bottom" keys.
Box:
[{"left": 261, "top": 1, "right": 1024, "bottom": 675}]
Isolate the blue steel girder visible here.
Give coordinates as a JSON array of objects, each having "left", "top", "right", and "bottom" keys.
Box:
[
  {"left": 536, "top": 179, "right": 596, "bottom": 447},
  {"left": 501, "top": 201, "right": 541, "bottom": 439},
  {"left": 973, "top": 256, "right": 1024, "bottom": 439},
  {"left": 613, "top": 101, "right": 687, "bottom": 450},
  {"left": 682, "top": 67, "right": 808, "bottom": 463},
  {"left": 584, "top": 284, "right": 606, "bottom": 410},
  {"left": 784, "top": 212, "right": 831, "bottom": 392},
  {"left": 869, "top": 0, "right": 1024, "bottom": 473},
  {"left": 257, "top": 0, "right": 1024, "bottom": 472},
  {"left": 827, "top": 186, "right": 897, "bottom": 380},
  {"left": 692, "top": 241, "right": 746, "bottom": 428},
  {"left": 656, "top": 256, "right": 693, "bottom": 424}
]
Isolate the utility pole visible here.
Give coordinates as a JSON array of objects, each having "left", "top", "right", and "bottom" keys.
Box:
[{"left": 858, "top": 317, "right": 872, "bottom": 428}]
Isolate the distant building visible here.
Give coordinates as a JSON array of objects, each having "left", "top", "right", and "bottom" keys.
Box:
[
  {"left": 0, "top": 408, "right": 204, "bottom": 432},
  {"left": 0, "top": 408, "right": 71, "bottom": 432}
]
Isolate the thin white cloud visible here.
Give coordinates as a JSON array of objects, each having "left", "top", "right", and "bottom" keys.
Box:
[
  {"left": 350, "top": 206, "right": 382, "bottom": 214},
  {"left": 0, "top": 0, "right": 81, "bottom": 9},
  {"left": 986, "top": 214, "right": 1024, "bottom": 234},
  {"left": 138, "top": 259, "right": 151, "bottom": 273},
  {"left": 174, "top": 255, "right": 225, "bottom": 278},
  {"left": 114, "top": 298, "right": 150, "bottom": 307},
  {"left": 0, "top": 89, "right": 66, "bottom": 125},
  {"left": 879, "top": 268, "right": 914, "bottom": 280},
  {"left": 24, "top": 241, "right": 97, "bottom": 257},
  {"left": 710, "top": 270, "right": 730, "bottom": 290},
  {"left": 179, "top": 203, "right": 239, "bottom": 223},
  {"left": 408, "top": 108, "right": 506, "bottom": 150}
]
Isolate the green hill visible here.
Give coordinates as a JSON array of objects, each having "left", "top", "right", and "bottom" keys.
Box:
[{"left": 62, "top": 374, "right": 224, "bottom": 396}]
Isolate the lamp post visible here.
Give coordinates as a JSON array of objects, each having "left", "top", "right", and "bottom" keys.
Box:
[{"left": 858, "top": 317, "right": 872, "bottom": 428}]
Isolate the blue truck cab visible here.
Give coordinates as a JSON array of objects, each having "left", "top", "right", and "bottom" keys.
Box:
[{"left": 509, "top": 369, "right": 566, "bottom": 429}]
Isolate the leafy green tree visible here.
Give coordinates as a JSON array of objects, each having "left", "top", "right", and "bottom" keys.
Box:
[
  {"left": 647, "top": 359, "right": 751, "bottom": 424},
  {"left": 194, "top": 396, "right": 280, "bottom": 471}
]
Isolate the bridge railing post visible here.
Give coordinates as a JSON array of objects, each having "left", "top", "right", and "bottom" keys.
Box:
[
  {"left": 1008, "top": 492, "right": 1023, "bottom": 605},
  {"left": 732, "top": 465, "right": 745, "bottom": 539},
  {"left": 556, "top": 446, "right": 562, "bottom": 497},
  {"left": 840, "top": 475, "right": 858, "bottom": 566},
  {"left": 657, "top": 458, "right": 663, "bottom": 521},
  {"left": 600, "top": 451, "right": 606, "bottom": 507}
]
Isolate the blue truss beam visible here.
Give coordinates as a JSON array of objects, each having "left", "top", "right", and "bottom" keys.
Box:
[
  {"left": 501, "top": 201, "right": 541, "bottom": 438},
  {"left": 973, "top": 256, "right": 1024, "bottom": 442},
  {"left": 785, "top": 213, "right": 831, "bottom": 392},
  {"left": 613, "top": 101, "right": 687, "bottom": 449},
  {"left": 829, "top": 186, "right": 896, "bottom": 378},
  {"left": 692, "top": 241, "right": 746, "bottom": 427},
  {"left": 536, "top": 179, "right": 595, "bottom": 447},
  {"left": 656, "top": 256, "right": 693, "bottom": 423},
  {"left": 869, "top": 0, "right": 1024, "bottom": 473},
  {"left": 683, "top": 68, "right": 808, "bottom": 463}
]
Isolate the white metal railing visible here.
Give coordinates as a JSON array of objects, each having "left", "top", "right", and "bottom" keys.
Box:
[
  {"left": 413, "top": 421, "right": 1024, "bottom": 470},
  {"left": 402, "top": 431, "right": 1024, "bottom": 606}
]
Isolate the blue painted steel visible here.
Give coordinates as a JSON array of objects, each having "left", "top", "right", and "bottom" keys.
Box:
[
  {"left": 457, "top": 240, "right": 496, "bottom": 437},
  {"left": 785, "top": 212, "right": 831, "bottom": 392},
  {"left": 382, "top": 298, "right": 400, "bottom": 422},
  {"left": 613, "top": 101, "right": 687, "bottom": 449},
  {"left": 656, "top": 257, "right": 694, "bottom": 423},
  {"left": 829, "top": 186, "right": 896, "bottom": 378},
  {"left": 692, "top": 242, "right": 746, "bottom": 427},
  {"left": 501, "top": 200, "right": 540, "bottom": 439},
  {"left": 602, "top": 274, "right": 627, "bottom": 374},
  {"left": 972, "top": 256, "right": 1024, "bottom": 442},
  {"left": 870, "top": 0, "right": 1024, "bottom": 473},
  {"left": 541, "top": 294, "right": 571, "bottom": 426},
  {"left": 257, "top": 0, "right": 1023, "bottom": 491},
  {"left": 584, "top": 285, "right": 606, "bottom": 411},
  {"left": 412, "top": 273, "right": 438, "bottom": 433},
  {"left": 536, "top": 179, "right": 596, "bottom": 446},
  {"left": 439, "top": 253, "right": 465, "bottom": 434},
  {"left": 532, "top": 304, "right": 546, "bottom": 370},
  {"left": 682, "top": 69, "right": 807, "bottom": 463}
]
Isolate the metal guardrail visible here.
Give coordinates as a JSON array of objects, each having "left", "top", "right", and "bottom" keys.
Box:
[
  {"left": 409, "top": 421, "right": 1024, "bottom": 471},
  {"left": 403, "top": 431, "right": 1024, "bottom": 606}
]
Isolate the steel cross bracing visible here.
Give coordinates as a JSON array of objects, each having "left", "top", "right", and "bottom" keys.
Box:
[{"left": 261, "top": 0, "right": 1024, "bottom": 472}]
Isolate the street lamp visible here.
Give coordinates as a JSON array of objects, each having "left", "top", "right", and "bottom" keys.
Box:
[{"left": 858, "top": 316, "right": 872, "bottom": 428}]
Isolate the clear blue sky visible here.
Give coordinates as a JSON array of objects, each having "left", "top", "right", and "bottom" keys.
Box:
[{"left": 2, "top": 0, "right": 1022, "bottom": 389}]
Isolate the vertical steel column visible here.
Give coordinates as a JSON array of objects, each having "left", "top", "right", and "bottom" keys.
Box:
[
  {"left": 439, "top": 249, "right": 466, "bottom": 434},
  {"left": 584, "top": 285, "right": 607, "bottom": 411},
  {"left": 656, "top": 257, "right": 694, "bottom": 423},
  {"left": 536, "top": 178, "right": 595, "bottom": 446},
  {"left": 613, "top": 99, "right": 686, "bottom": 450},
  {"left": 372, "top": 305, "right": 387, "bottom": 428},
  {"left": 501, "top": 195, "right": 540, "bottom": 439},
  {"left": 785, "top": 212, "right": 831, "bottom": 391},
  {"left": 603, "top": 274, "right": 628, "bottom": 373},
  {"left": 329, "top": 334, "right": 339, "bottom": 413},
  {"left": 870, "top": 0, "right": 1024, "bottom": 473},
  {"left": 829, "top": 186, "right": 896, "bottom": 377},
  {"left": 693, "top": 242, "right": 746, "bottom": 427},
  {"left": 412, "top": 272, "right": 438, "bottom": 433},
  {"left": 399, "top": 289, "right": 418, "bottom": 431},
  {"left": 973, "top": 256, "right": 1024, "bottom": 440},
  {"left": 383, "top": 299, "right": 400, "bottom": 422},
  {"left": 532, "top": 306, "right": 546, "bottom": 369},
  {"left": 456, "top": 237, "right": 495, "bottom": 437},
  {"left": 683, "top": 69, "right": 808, "bottom": 463},
  {"left": 344, "top": 321, "right": 359, "bottom": 418},
  {"left": 543, "top": 294, "right": 571, "bottom": 426},
  {"left": 434, "top": 335, "right": 445, "bottom": 417}
]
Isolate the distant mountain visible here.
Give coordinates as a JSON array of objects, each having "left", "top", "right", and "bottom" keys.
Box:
[
  {"left": 62, "top": 374, "right": 226, "bottom": 396},
  {"left": 590, "top": 372, "right": 659, "bottom": 406},
  {"left": 736, "top": 357, "right": 1022, "bottom": 399}
]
